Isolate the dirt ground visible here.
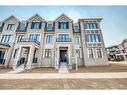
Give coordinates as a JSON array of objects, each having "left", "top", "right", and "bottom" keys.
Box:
[
  {"left": 69, "top": 62, "right": 127, "bottom": 73},
  {"left": 1, "top": 62, "right": 127, "bottom": 73},
  {"left": 22, "top": 67, "right": 58, "bottom": 73},
  {"left": 0, "top": 79, "right": 127, "bottom": 89},
  {"left": 22, "top": 62, "right": 127, "bottom": 73},
  {"left": 0, "top": 67, "right": 12, "bottom": 73}
]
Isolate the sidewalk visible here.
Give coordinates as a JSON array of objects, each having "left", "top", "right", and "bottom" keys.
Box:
[{"left": 1, "top": 72, "right": 127, "bottom": 79}]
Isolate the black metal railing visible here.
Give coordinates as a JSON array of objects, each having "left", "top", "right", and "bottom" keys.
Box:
[
  {"left": 19, "top": 38, "right": 40, "bottom": 45},
  {"left": 56, "top": 38, "right": 71, "bottom": 42},
  {"left": 17, "top": 58, "right": 27, "bottom": 67},
  {"left": 33, "top": 58, "right": 37, "bottom": 63},
  {"left": 0, "top": 59, "right": 5, "bottom": 65}
]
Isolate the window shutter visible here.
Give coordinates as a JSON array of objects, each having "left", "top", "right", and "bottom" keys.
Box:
[
  {"left": 58, "top": 22, "right": 61, "bottom": 29},
  {"left": 31, "top": 22, "right": 34, "bottom": 29},
  {"left": 66, "top": 22, "right": 69, "bottom": 29},
  {"left": 39, "top": 22, "right": 42, "bottom": 29}
]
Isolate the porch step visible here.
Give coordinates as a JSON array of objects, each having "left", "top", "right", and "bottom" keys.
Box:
[
  {"left": 7, "top": 64, "right": 25, "bottom": 74},
  {"left": 58, "top": 62, "right": 69, "bottom": 74}
]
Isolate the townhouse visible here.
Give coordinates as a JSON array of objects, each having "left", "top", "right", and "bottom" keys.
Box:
[{"left": 0, "top": 14, "right": 108, "bottom": 70}]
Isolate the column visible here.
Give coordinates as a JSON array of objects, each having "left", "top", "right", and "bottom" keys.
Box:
[
  {"left": 13, "top": 46, "right": 22, "bottom": 69},
  {"left": 27, "top": 46, "right": 35, "bottom": 69}
]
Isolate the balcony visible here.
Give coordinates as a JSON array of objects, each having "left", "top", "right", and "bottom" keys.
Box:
[
  {"left": 19, "top": 38, "right": 40, "bottom": 45},
  {"left": 56, "top": 38, "right": 71, "bottom": 42}
]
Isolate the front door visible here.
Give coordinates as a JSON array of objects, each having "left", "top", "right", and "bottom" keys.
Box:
[
  {"left": 60, "top": 50, "right": 67, "bottom": 62},
  {"left": 0, "top": 51, "right": 5, "bottom": 65}
]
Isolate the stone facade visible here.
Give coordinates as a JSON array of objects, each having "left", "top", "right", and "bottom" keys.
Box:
[{"left": 0, "top": 14, "right": 108, "bottom": 70}]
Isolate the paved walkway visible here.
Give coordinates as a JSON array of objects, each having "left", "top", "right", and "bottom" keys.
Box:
[{"left": 0, "top": 72, "right": 127, "bottom": 79}]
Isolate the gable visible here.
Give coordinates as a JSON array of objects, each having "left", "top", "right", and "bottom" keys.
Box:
[
  {"left": 55, "top": 14, "right": 73, "bottom": 22},
  {"left": 27, "top": 14, "right": 45, "bottom": 22},
  {"left": 2, "top": 15, "right": 19, "bottom": 23}
]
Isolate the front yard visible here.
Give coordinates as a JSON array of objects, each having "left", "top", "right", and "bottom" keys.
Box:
[
  {"left": 69, "top": 62, "right": 127, "bottom": 73},
  {"left": 0, "top": 78, "right": 127, "bottom": 89}
]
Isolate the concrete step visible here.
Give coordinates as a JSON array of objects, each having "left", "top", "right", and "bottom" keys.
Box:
[
  {"left": 58, "top": 62, "right": 69, "bottom": 74},
  {"left": 7, "top": 64, "right": 25, "bottom": 74}
]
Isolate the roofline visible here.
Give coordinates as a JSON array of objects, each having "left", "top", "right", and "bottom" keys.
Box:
[
  {"left": 78, "top": 18, "right": 103, "bottom": 22},
  {"left": 54, "top": 13, "right": 73, "bottom": 22},
  {"left": 2, "top": 15, "right": 20, "bottom": 23}
]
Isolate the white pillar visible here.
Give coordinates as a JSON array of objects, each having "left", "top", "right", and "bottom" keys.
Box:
[
  {"left": 27, "top": 46, "right": 35, "bottom": 69},
  {"left": 13, "top": 46, "right": 22, "bottom": 69}
]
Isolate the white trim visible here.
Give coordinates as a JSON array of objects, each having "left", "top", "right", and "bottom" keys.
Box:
[
  {"left": 87, "top": 48, "right": 95, "bottom": 58},
  {"left": 57, "top": 33, "right": 70, "bottom": 38},
  {"left": 95, "top": 48, "right": 103, "bottom": 58},
  {"left": 56, "top": 44, "right": 71, "bottom": 66}
]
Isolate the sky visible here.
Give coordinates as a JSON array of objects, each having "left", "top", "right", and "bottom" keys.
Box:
[{"left": 0, "top": 6, "right": 127, "bottom": 47}]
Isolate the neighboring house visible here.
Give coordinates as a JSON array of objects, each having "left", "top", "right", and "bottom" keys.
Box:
[
  {"left": 116, "top": 39, "right": 127, "bottom": 61},
  {"left": 106, "top": 39, "right": 127, "bottom": 62},
  {"left": 106, "top": 45, "right": 118, "bottom": 61},
  {"left": 0, "top": 14, "right": 108, "bottom": 70}
]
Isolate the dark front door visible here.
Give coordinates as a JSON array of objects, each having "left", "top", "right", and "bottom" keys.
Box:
[
  {"left": 0, "top": 51, "right": 5, "bottom": 65},
  {"left": 60, "top": 50, "right": 67, "bottom": 62}
]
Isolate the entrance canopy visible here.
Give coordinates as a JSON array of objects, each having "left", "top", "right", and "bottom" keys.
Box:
[{"left": 0, "top": 42, "right": 11, "bottom": 49}]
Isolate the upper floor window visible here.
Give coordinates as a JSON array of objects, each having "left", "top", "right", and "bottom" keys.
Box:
[
  {"left": 7, "top": 24, "right": 15, "bottom": 31},
  {"left": 31, "top": 22, "right": 42, "bottom": 29},
  {"left": 58, "top": 34, "right": 70, "bottom": 42},
  {"left": 74, "top": 26, "right": 78, "bottom": 30},
  {"left": 17, "top": 35, "right": 24, "bottom": 42},
  {"left": 88, "top": 48, "right": 94, "bottom": 58},
  {"left": 86, "top": 34, "right": 101, "bottom": 42},
  {"left": 29, "top": 34, "right": 40, "bottom": 42},
  {"left": 47, "top": 24, "right": 52, "bottom": 30},
  {"left": 96, "top": 48, "right": 102, "bottom": 58},
  {"left": 1, "top": 35, "right": 11, "bottom": 43},
  {"left": 45, "top": 35, "right": 52, "bottom": 44},
  {"left": 19, "top": 23, "right": 26, "bottom": 31},
  {"left": 58, "top": 22, "right": 69, "bottom": 29},
  {"left": 75, "top": 36, "right": 80, "bottom": 44},
  {"left": 85, "top": 23, "right": 99, "bottom": 29}
]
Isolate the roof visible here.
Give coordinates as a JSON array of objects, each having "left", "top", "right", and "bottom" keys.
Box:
[
  {"left": 54, "top": 13, "right": 73, "bottom": 22},
  {"left": 78, "top": 18, "right": 103, "bottom": 22},
  {"left": 27, "top": 14, "right": 45, "bottom": 22},
  {"left": 0, "top": 42, "right": 11, "bottom": 49},
  {"left": 2, "top": 15, "right": 20, "bottom": 22}
]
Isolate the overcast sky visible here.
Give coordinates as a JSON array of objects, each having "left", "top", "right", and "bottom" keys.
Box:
[{"left": 0, "top": 6, "right": 127, "bottom": 47}]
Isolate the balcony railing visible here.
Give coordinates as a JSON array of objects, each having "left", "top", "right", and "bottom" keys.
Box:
[
  {"left": 19, "top": 38, "right": 40, "bottom": 45},
  {"left": 56, "top": 38, "right": 71, "bottom": 42}
]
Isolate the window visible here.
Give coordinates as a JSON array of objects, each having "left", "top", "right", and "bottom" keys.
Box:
[
  {"left": 13, "top": 49, "right": 17, "bottom": 58},
  {"left": 19, "top": 23, "right": 26, "bottom": 31},
  {"left": 75, "top": 36, "right": 80, "bottom": 44},
  {"left": 88, "top": 48, "right": 94, "bottom": 58},
  {"left": 31, "top": 22, "right": 42, "bottom": 29},
  {"left": 29, "top": 34, "right": 40, "bottom": 42},
  {"left": 96, "top": 48, "right": 102, "bottom": 58},
  {"left": 86, "top": 34, "right": 101, "bottom": 42},
  {"left": 45, "top": 35, "right": 52, "bottom": 43},
  {"left": 74, "top": 26, "right": 78, "bottom": 30},
  {"left": 47, "top": 24, "right": 52, "bottom": 30},
  {"left": 45, "top": 49, "right": 51, "bottom": 58},
  {"left": 1, "top": 35, "right": 11, "bottom": 43},
  {"left": 58, "top": 34, "right": 69, "bottom": 42},
  {"left": 17, "top": 35, "right": 24, "bottom": 42},
  {"left": 7, "top": 24, "right": 15, "bottom": 31},
  {"left": 75, "top": 49, "right": 80, "bottom": 58},
  {"left": 58, "top": 22, "right": 69, "bottom": 29},
  {"left": 85, "top": 23, "right": 99, "bottom": 29}
]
